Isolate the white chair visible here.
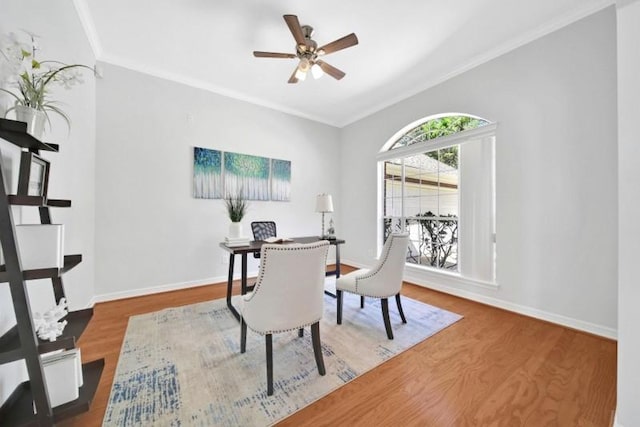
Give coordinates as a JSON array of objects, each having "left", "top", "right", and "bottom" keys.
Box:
[
  {"left": 336, "top": 233, "right": 410, "bottom": 339},
  {"left": 240, "top": 240, "right": 330, "bottom": 396}
]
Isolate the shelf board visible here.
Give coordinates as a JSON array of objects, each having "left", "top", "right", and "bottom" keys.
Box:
[
  {"left": 0, "top": 254, "right": 83, "bottom": 283},
  {"left": 0, "top": 308, "right": 94, "bottom": 365},
  {"left": 0, "top": 358, "right": 105, "bottom": 426},
  {"left": 7, "top": 195, "right": 72, "bottom": 208},
  {"left": 45, "top": 199, "right": 72, "bottom": 208},
  {"left": 0, "top": 326, "right": 23, "bottom": 365},
  {"left": 38, "top": 308, "right": 94, "bottom": 355},
  {"left": 7, "top": 195, "right": 43, "bottom": 206},
  {"left": 0, "top": 118, "right": 59, "bottom": 152}
]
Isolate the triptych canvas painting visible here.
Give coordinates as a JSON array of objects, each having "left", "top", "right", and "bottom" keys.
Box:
[{"left": 193, "top": 147, "right": 291, "bottom": 201}]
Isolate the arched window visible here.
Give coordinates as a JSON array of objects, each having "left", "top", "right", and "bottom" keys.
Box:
[{"left": 378, "top": 114, "right": 496, "bottom": 283}]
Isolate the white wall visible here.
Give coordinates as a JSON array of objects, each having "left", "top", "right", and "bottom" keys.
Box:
[
  {"left": 339, "top": 8, "right": 618, "bottom": 336},
  {"left": 93, "top": 63, "right": 341, "bottom": 300},
  {"left": 616, "top": 1, "right": 640, "bottom": 425},
  {"left": 0, "top": 0, "right": 96, "bottom": 406}
]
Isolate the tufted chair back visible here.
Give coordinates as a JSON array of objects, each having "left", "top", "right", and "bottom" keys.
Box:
[
  {"left": 241, "top": 240, "right": 330, "bottom": 334},
  {"left": 355, "top": 233, "right": 410, "bottom": 297}
]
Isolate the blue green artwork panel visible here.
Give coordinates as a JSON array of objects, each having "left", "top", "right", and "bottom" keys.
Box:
[
  {"left": 271, "top": 159, "right": 291, "bottom": 201},
  {"left": 224, "top": 152, "right": 270, "bottom": 200},
  {"left": 193, "top": 147, "right": 222, "bottom": 199}
]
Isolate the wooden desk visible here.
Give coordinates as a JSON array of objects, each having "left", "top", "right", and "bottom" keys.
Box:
[{"left": 219, "top": 236, "right": 346, "bottom": 321}]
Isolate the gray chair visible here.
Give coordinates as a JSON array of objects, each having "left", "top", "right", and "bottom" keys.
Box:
[
  {"left": 251, "top": 221, "right": 277, "bottom": 259},
  {"left": 240, "top": 240, "right": 330, "bottom": 395},
  {"left": 336, "top": 233, "right": 410, "bottom": 339}
]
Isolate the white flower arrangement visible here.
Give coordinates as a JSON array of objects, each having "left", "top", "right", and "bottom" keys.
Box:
[{"left": 0, "top": 30, "right": 94, "bottom": 128}]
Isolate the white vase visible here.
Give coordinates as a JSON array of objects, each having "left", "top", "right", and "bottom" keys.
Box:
[
  {"left": 15, "top": 105, "right": 46, "bottom": 140},
  {"left": 228, "top": 222, "right": 243, "bottom": 239}
]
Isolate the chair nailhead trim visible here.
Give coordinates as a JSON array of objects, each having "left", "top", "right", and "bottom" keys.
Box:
[
  {"left": 242, "top": 240, "right": 330, "bottom": 334},
  {"left": 242, "top": 317, "right": 323, "bottom": 335},
  {"left": 354, "top": 233, "right": 408, "bottom": 294}
]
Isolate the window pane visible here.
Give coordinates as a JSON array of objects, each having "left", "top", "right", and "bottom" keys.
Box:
[
  {"left": 389, "top": 116, "right": 488, "bottom": 150},
  {"left": 438, "top": 194, "right": 459, "bottom": 217},
  {"left": 418, "top": 195, "right": 439, "bottom": 215},
  {"left": 383, "top": 217, "right": 403, "bottom": 241},
  {"left": 404, "top": 195, "right": 421, "bottom": 217}
]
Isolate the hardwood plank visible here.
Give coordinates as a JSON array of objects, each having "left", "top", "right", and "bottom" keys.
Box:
[{"left": 58, "top": 266, "right": 617, "bottom": 427}]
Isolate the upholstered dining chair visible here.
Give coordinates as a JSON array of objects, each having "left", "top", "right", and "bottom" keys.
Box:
[
  {"left": 240, "top": 240, "right": 330, "bottom": 396},
  {"left": 336, "top": 233, "right": 410, "bottom": 339},
  {"left": 251, "top": 221, "right": 277, "bottom": 259}
]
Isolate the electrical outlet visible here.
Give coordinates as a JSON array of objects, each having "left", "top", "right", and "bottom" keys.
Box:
[{"left": 221, "top": 254, "right": 229, "bottom": 265}]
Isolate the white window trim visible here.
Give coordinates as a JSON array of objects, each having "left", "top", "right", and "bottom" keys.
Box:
[
  {"left": 377, "top": 123, "right": 498, "bottom": 161},
  {"left": 405, "top": 261, "right": 499, "bottom": 290}
]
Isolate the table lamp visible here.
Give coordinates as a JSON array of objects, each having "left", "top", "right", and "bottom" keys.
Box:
[{"left": 315, "top": 193, "right": 334, "bottom": 238}]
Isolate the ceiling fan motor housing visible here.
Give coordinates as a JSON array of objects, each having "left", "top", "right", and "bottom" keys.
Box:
[{"left": 297, "top": 25, "right": 319, "bottom": 57}]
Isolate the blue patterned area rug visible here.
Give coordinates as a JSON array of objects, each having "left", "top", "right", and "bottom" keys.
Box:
[{"left": 103, "top": 288, "right": 462, "bottom": 426}]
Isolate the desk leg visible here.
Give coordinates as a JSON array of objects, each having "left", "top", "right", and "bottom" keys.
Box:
[
  {"left": 226, "top": 253, "right": 240, "bottom": 321},
  {"left": 241, "top": 253, "right": 248, "bottom": 294},
  {"left": 324, "top": 244, "right": 340, "bottom": 298}
]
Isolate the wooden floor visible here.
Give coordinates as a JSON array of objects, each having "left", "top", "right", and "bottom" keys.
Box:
[{"left": 60, "top": 266, "right": 617, "bottom": 427}]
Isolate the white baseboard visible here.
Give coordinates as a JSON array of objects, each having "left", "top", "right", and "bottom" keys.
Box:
[
  {"left": 341, "top": 258, "right": 617, "bottom": 340},
  {"left": 88, "top": 256, "right": 338, "bottom": 307},
  {"left": 89, "top": 270, "right": 260, "bottom": 306}
]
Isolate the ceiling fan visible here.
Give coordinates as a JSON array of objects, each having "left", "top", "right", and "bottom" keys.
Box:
[{"left": 253, "top": 14, "right": 359, "bottom": 84}]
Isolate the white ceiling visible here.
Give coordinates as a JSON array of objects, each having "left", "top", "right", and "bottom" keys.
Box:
[{"left": 77, "top": 0, "right": 612, "bottom": 127}]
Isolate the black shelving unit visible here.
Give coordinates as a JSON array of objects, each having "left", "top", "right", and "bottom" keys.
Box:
[{"left": 0, "top": 118, "right": 104, "bottom": 426}]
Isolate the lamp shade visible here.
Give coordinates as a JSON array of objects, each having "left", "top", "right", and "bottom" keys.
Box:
[{"left": 315, "top": 194, "right": 334, "bottom": 213}]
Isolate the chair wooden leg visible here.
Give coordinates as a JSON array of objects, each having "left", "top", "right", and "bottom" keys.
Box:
[
  {"left": 395, "top": 293, "right": 407, "bottom": 324},
  {"left": 298, "top": 328, "right": 304, "bottom": 337},
  {"left": 311, "top": 322, "right": 326, "bottom": 376},
  {"left": 360, "top": 296, "right": 365, "bottom": 308},
  {"left": 381, "top": 298, "right": 394, "bottom": 340},
  {"left": 266, "top": 334, "right": 273, "bottom": 396},
  {"left": 337, "top": 290, "right": 343, "bottom": 324},
  {"left": 240, "top": 317, "right": 247, "bottom": 353}
]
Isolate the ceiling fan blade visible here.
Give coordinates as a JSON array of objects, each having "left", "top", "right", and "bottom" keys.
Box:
[
  {"left": 318, "top": 33, "right": 359, "bottom": 55},
  {"left": 253, "top": 51, "right": 297, "bottom": 59},
  {"left": 288, "top": 67, "right": 299, "bottom": 84},
  {"left": 316, "top": 60, "right": 346, "bottom": 80},
  {"left": 283, "top": 15, "right": 306, "bottom": 47}
]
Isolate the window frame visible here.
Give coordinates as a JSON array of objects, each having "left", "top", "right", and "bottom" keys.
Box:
[{"left": 377, "top": 122, "right": 498, "bottom": 282}]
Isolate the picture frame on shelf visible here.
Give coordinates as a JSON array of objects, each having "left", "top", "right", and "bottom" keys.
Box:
[{"left": 17, "top": 151, "right": 50, "bottom": 199}]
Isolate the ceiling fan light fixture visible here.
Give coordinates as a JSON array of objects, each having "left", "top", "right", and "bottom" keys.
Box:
[
  {"left": 298, "top": 57, "right": 311, "bottom": 72},
  {"left": 311, "top": 63, "right": 324, "bottom": 79},
  {"left": 295, "top": 67, "right": 307, "bottom": 81}
]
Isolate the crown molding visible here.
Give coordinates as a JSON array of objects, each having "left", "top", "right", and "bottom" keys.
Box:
[
  {"left": 337, "top": 0, "right": 615, "bottom": 127},
  {"left": 72, "top": 0, "right": 614, "bottom": 129},
  {"left": 616, "top": 0, "right": 640, "bottom": 7},
  {"left": 72, "top": 0, "right": 102, "bottom": 58},
  {"left": 97, "top": 53, "right": 339, "bottom": 127}
]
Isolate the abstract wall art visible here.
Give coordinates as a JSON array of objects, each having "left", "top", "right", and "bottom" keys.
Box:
[
  {"left": 193, "top": 147, "right": 222, "bottom": 199},
  {"left": 270, "top": 158, "right": 291, "bottom": 201},
  {"left": 224, "top": 152, "right": 270, "bottom": 201}
]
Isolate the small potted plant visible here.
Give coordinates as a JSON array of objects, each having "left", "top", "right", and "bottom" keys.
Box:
[
  {"left": 0, "top": 31, "right": 94, "bottom": 139},
  {"left": 224, "top": 190, "right": 248, "bottom": 239}
]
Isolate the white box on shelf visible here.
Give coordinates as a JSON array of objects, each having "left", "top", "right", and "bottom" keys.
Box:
[
  {"left": 14, "top": 224, "right": 64, "bottom": 270},
  {"left": 40, "top": 348, "right": 82, "bottom": 408}
]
